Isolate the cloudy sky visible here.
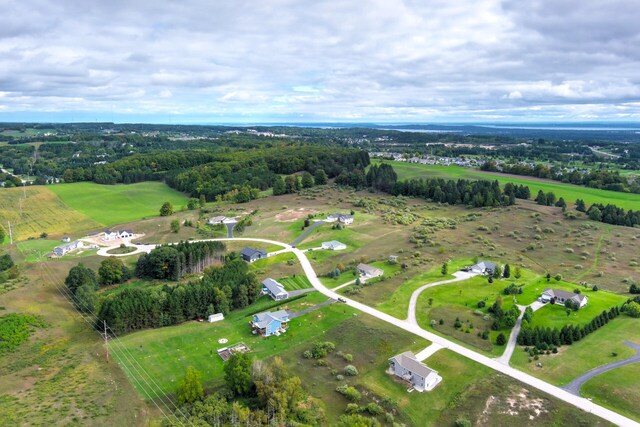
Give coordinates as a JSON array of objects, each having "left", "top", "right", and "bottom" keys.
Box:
[{"left": 1, "top": 0, "right": 639, "bottom": 123}]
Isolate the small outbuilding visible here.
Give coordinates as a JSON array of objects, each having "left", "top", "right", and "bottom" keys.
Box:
[{"left": 208, "top": 313, "right": 224, "bottom": 323}]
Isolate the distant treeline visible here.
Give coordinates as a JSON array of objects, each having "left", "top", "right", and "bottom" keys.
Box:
[
  {"left": 584, "top": 202, "right": 640, "bottom": 228},
  {"left": 136, "top": 241, "right": 226, "bottom": 281},
  {"left": 98, "top": 257, "right": 260, "bottom": 335},
  {"left": 482, "top": 160, "right": 640, "bottom": 194}
]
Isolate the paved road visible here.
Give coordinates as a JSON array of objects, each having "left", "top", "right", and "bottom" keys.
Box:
[
  {"left": 290, "top": 221, "right": 325, "bottom": 246},
  {"left": 406, "top": 271, "right": 478, "bottom": 324},
  {"left": 115, "top": 235, "right": 638, "bottom": 427},
  {"left": 333, "top": 278, "right": 358, "bottom": 291},
  {"left": 96, "top": 243, "right": 154, "bottom": 257},
  {"left": 562, "top": 341, "right": 640, "bottom": 396},
  {"left": 288, "top": 298, "right": 335, "bottom": 319}
]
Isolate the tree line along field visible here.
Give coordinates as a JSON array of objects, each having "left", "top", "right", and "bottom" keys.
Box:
[{"left": 375, "top": 160, "right": 640, "bottom": 211}]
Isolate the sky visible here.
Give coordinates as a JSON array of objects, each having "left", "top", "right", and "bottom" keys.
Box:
[{"left": 1, "top": 0, "right": 640, "bottom": 123}]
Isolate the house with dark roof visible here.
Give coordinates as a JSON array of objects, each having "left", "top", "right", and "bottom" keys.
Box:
[
  {"left": 540, "top": 289, "right": 588, "bottom": 308},
  {"left": 388, "top": 351, "right": 441, "bottom": 392},
  {"left": 251, "top": 310, "right": 289, "bottom": 337},
  {"left": 240, "top": 247, "right": 267, "bottom": 263},
  {"left": 357, "top": 263, "right": 384, "bottom": 279},
  {"left": 262, "top": 278, "right": 289, "bottom": 301},
  {"left": 469, "top": 260, "right": 497, "bottom": 275},
  {"left": 208, "top": 216, "right": 227, "bottom": 225}
]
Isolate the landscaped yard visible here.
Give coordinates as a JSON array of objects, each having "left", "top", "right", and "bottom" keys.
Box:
[
  {"left": 49, "top": 182, "right": 190, "bottom": 226},
  {"left": 277, "top": 275, "right": 312, "bottom": 291}
]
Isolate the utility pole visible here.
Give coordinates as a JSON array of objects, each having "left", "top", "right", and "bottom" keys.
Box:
[
  {"left": 7, "top": 222, "right": 12, "bottom": 244},
  {"left": 103, "top": 320, "right": 109, "bottom": 363}
]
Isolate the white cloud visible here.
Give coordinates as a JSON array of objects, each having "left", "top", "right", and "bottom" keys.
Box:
[{"left": 0, "top": 0, "right": 639, "bottom": 121}]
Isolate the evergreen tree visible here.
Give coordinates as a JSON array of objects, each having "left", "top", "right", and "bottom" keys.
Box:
[
  {"left": 575, "top": 199, "right": 586, "bottom": 212},
  {"left": 272, "top": 175, "right": 286, "bottom": 196},
  {"left": 441, "top": 262, "right": 448, "bottom": 276},
  {"left": 555, "top": 197, "right": 567, "bottom": 208},
  {"left": 503, "top": 264, "right": 511, "bottom": 279},
  {"left": 160, "top": 201, "right": 174, "bottom": 216},
  {"left": 314, "top": 168, "right": 328, "bottom": 185},
  {"left": 588, "top": 206, "right": 603, "bottom": 221},
  {"left": 535, "top": 190, "right": 547, "bottom": 205},
  {"left": 301, "top": 171, "right": 314, "bottom": 188}
]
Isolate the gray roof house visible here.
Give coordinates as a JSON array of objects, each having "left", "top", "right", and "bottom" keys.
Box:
[
  {"left": 52, "top": 240, "right": 83, "bottom": 257},
  {"left": 469, "top": 260, "right": 497, "bottom": 275},
  {"left": 321, "top": 240, "right": 347, "bottom": 251},
  {"left": 251, "top": 310, "right": 289, "bottom": 337},
  {"left": 541, "top": 289, "right": 588, "bottom": 308},
  {"left": 388, "top": 351, "right": 441, "bottom": 392},
  {"left": 208, "top": 215, "right": 227, "bottom": 225},
  {"left": 240, "top": 247, "right": 267, "bottom": 263},
  {"left": 357, "top": 263, "right": 384, "bottom": 279},
  {"left": 262, "top": 278, "right": 289, "bottom": 301}
]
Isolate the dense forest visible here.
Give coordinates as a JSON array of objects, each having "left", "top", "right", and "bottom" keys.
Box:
[
  {"left": 98, "top": 257, "right": 260, "bottom": 335},
  {"left": 135, "top": 241, "right": 226, "bottom": 280}
]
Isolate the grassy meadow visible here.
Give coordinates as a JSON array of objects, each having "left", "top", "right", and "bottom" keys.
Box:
[
  {"left": 582, "top": 362, "right": 640, "bottom": 422},
  {"left": 376, "top": 160, "right": 640, "bottom": 211},
  {"left": 49, "top": 182, "right": 190, "bottom": 226}
]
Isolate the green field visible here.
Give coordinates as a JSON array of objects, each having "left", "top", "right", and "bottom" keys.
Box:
[
  {"left": 377, "top": 160, "right": 640, "bottom": 211},
  {"left": 115, "top": 293, "right": 354, "bottom": 396},
  {"left": 277, "top": 275, "right": 312, "bottom": 291},
  {"left": 511, "top": 317, "right": 640, "bottom": 387},
  {"left": 582, "top": 362, "right": 640, "bottom": 422},
  {"left": 49, "top": 182, "right": 189, "bottom": 226}
]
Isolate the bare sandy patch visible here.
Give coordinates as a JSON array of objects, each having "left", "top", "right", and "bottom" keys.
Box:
[{"left": 275, "top": 208, "right": 318, "bottom": 222}]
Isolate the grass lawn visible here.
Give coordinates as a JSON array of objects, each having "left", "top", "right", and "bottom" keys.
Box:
[
  {"left": 378, "top": 160, "right": 640, "bottom": 211},
  {"left": 581, "top": 363, "right": 640, "bottom": 422},
  {"left": 277, "top": 275, "right": 312, "bottom": 291},
  {"left": 115, "top": 292, "right": 354, "bottom": 397},
  {"left": 16, "top": 239, "right": 62, "bottom": 262},
  {"left": 511, "top": 317, "right": 640, "bottom": 387},
  {"left": 526, "top": 288, "right": 628, "bottom": 330},
  {"left": 49, "top": 182, "right": 189, "bottom": 226}
]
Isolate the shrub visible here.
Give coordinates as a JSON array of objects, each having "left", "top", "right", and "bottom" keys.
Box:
[
  {"left": 303, "top": 350, "right": 313, "bottom": 359},
  {"left": 345, "top": 403, "right": 359, "bottom": 414},
  {"left": 336, "top": 374, "right": 345, "bottom": 381},
  {"left": 477, "top": 300, "right": 486, "bottom": 308},
  {"left": 344, "top": 365, "right": 359, "bottom": 376},
  {"left": 364, "top": 403, "right": 383, "bottom": 416},
  {"left": 343, "top": 353, "right": 353, "bottom": 363}
]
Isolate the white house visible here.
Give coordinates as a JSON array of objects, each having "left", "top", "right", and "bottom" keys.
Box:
[
  {"left": 321, "top": 240, "right": 347, "bottom": 251},
  {"left": 262, "top": 278, "right": 289, "bottom": 300},
  {"left": 208, "top": 313, "right": 224, "bottom": 323},
  {"left": 357, "top": 263, "right": 384, "bottom": 279},
  {"left": 326, "top": 214, "right": 354, "bottom": 225},
  {"left": 388, "top": 351, "right": 442, "bottom": 392},
  {"left": 52, "top": 240, "right": 84, "bottom": 257},
  {"left": 61, "top": 237, "right": 71, "bottom": 243},
  {"left": 540, "top": 289, "right": 588, "bottom": 309},
  {"left": 102, "top": 230, "right": 119, "bottom": 241},
  {"left": 118, "top": 229, "right": 134, "bottom": 239}
]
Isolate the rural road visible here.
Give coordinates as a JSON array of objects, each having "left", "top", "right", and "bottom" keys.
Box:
[
  {"left": 225, "top": 222, "right": 235, "bottom": 238},
  {"left": 406, "top": 271, "right": 478, "bottom": 325},
  {"left": 103, "top": 235, "right": 639, "bottom": 427},
  {"left": 562, "top": 341, "right": 640, "bottom": 396},
  {"left": 290, "top": 221, "right": 325, "bottom": 246}
]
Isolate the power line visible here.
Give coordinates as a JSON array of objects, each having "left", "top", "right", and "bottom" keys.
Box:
[{"left": 33, "top": 257, "right": 194, "bottom": 426}]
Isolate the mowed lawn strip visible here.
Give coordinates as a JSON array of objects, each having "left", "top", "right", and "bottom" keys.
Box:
[
  {"left": 49, "top": 182, "right": 189, "bottom": 226},
  {"left": 376, "top": 160, "right": 640, "bottom": 211}
]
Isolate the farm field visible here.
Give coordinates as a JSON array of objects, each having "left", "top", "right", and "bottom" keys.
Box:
[
  {"left": 49, "top": 182, "right": 190, "bottom": 226},
  {"left": 0, "top": 186, "right": 99, "bottom": 241},
  {"left": 376, "top": 160, "right": 640, "bottom": 211}
]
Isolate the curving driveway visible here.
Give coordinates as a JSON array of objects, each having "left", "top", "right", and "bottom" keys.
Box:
[
  {"left": 406, "top": 271, "right": 478, "bottom": 325},
  {"left": 562, "top": 341, "right": 640, "bottom": 396},
  {"left": 97, "top": 235, "right": 639, "bottom": 427}
]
